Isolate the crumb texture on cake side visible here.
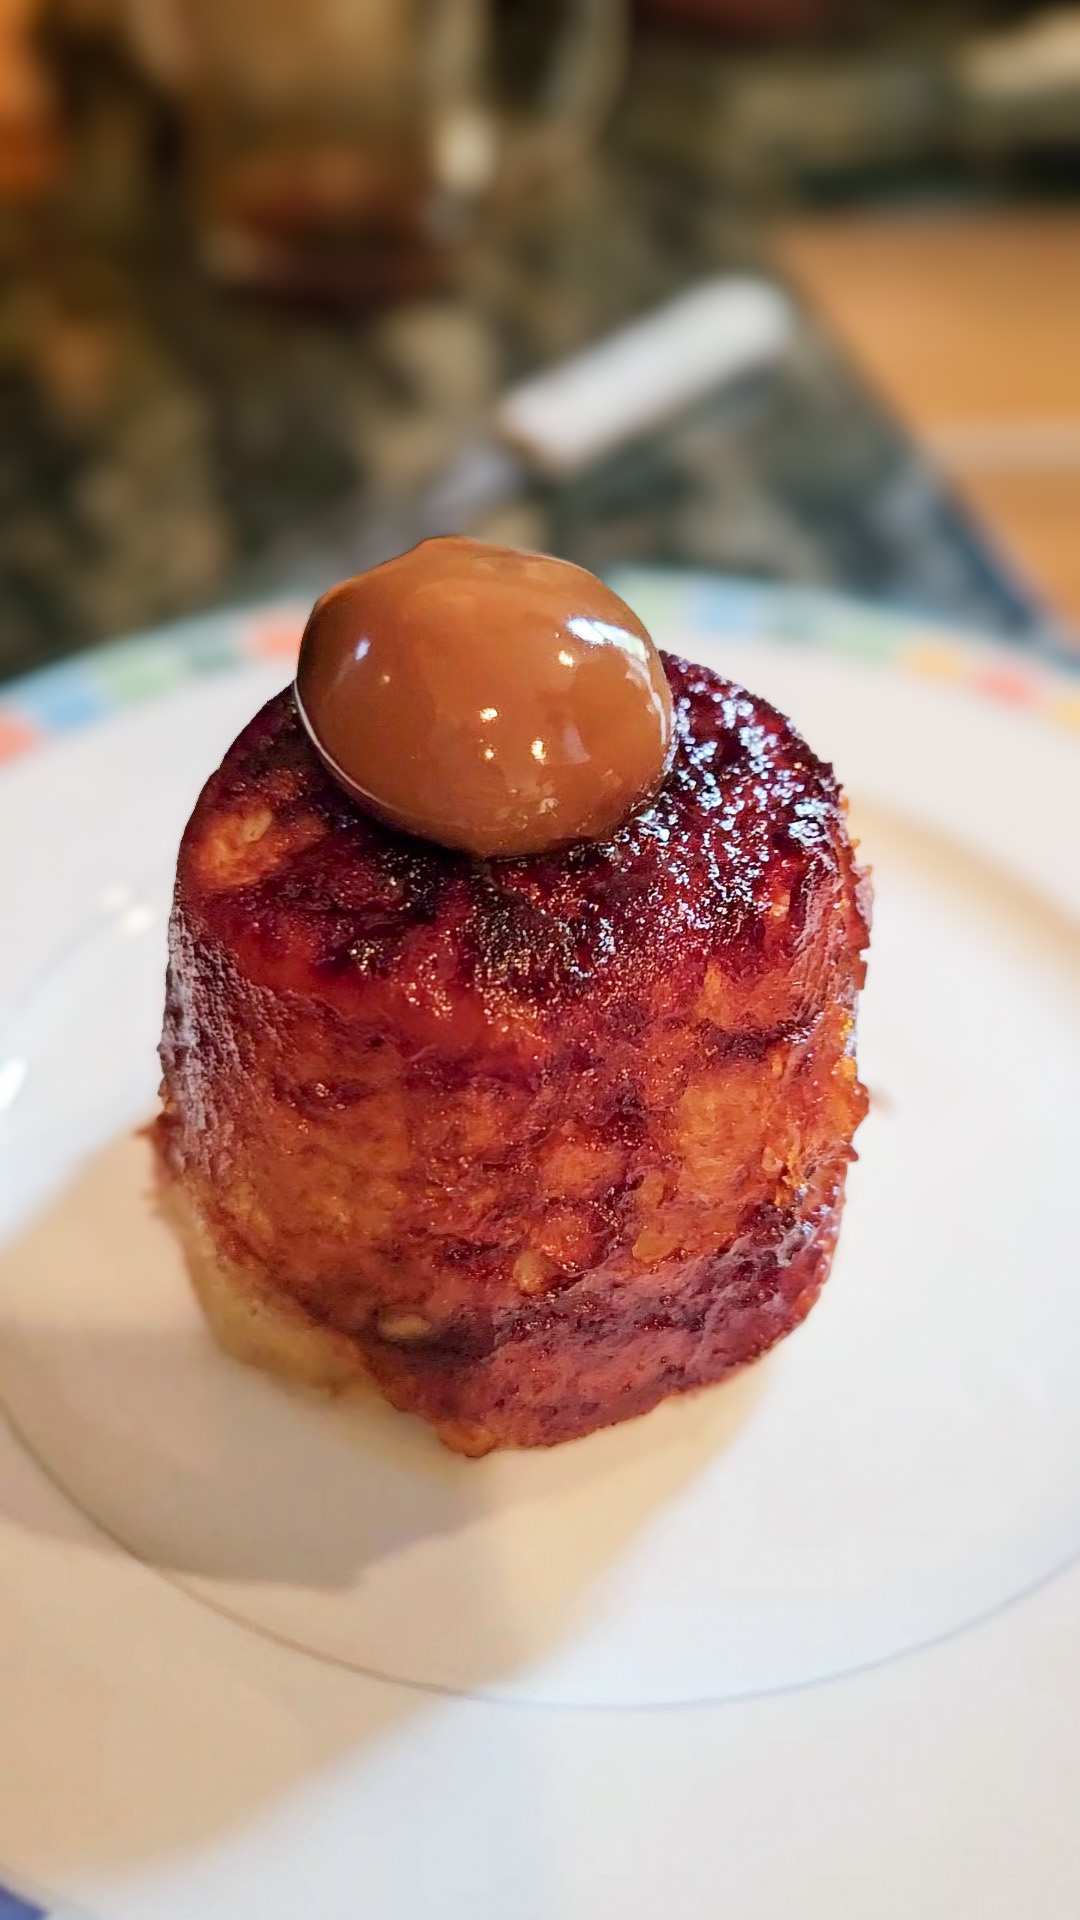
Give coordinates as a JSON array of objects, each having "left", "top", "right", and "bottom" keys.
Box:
[{"left": 153, "top": 653, "right": 871, "bottom": 1453}]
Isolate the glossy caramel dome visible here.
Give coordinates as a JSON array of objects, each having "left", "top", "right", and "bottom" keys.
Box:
[{"left": 294, "top": 536, "right": 674, "bottom": 858}]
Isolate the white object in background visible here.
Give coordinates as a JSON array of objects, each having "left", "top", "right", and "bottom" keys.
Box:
[
  {"left": 494, "top": 277, "right": 795, "bottom": 477},
  {"left": 958, "top": 6, "right": 1080, "bottom": 101}
]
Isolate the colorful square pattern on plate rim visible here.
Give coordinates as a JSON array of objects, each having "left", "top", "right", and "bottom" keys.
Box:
[
  {"left": 0, "top": 1881, "right": 48, "bottom": 1917},
  {"left": 0, "top": 573, "right": 1077, "bottom": 771}
]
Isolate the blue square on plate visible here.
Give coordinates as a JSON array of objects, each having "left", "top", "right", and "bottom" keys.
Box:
[{"left": 0, "top": 1885, "right": 47, "bottom": 1917}]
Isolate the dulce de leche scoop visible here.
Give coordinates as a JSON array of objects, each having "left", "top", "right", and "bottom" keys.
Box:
[{"left": 294, "top": 536, "right": 674, "bottom": 858}]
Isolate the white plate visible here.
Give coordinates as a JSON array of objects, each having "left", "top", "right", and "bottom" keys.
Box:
[{"left": 0, "top": 579, "right": 1078, "bottom": 1919}]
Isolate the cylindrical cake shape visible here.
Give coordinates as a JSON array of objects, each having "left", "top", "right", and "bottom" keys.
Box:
[{"left": 155, "top": 654, "right": 870, "bottom": 1452}]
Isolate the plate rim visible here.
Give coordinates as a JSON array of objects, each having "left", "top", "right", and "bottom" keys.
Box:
[{"left": 1, "top": 572, "right": 1077, "bottom": 782}]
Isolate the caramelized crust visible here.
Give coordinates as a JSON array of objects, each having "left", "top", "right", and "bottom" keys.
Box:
[{"left": 155, "top": 655, "right": 870, "bottom": 1451}]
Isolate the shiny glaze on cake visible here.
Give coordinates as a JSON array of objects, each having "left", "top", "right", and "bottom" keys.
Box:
[{"left": 155, "top": 654, "right": 870, "bottom": 1452}]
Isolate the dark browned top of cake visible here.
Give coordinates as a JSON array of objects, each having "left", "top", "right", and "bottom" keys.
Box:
[{"left": 177, "top": 653, "right": 865, "bottom": 1038}]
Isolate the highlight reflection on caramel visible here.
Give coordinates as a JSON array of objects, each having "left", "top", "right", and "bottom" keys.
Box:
[{"left": 294, "top": 536, "right": 674, "bottom": 858}]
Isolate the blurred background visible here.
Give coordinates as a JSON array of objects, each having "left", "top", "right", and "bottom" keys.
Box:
[{"left": 2, "top": 0, "right": 1080, "bottom": 684}]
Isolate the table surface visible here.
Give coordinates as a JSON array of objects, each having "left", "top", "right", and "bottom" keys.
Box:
[
  {"left": 1, "top": 37, "right": 1069, "bottom": 687},
  {"left": 779, "top": 210, "right": 1080, "bottom": 637}
]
